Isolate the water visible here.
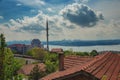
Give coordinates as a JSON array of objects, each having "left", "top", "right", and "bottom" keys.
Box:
[{"left": 45, "top": 45, "right": 120, "bottom": 52}]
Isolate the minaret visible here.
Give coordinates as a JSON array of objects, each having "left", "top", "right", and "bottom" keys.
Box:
[{"left": 46, "top": 19, "right": 49, "bottom": 51}]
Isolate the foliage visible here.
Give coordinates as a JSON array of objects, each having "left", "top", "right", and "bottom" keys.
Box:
[
  {"left": 0, "top": 33, "right": 7, "bottom": 80},
  {"left": 45, "top": 60, "right": 58, "bottom": 74},
  {"left": 90, "top": 50, "right": 98, "bottom": 56},
  {"left": 64, "top": 50, "right": 75, "bottom": 56},
  {"left": 64, "top": 50, "right": 90, "bottom": 56},
  {"left": 29, "top": 64, "right": 46, "bottom": 80},
  {"left": 44, "top": 53, "right": 58, "bottom": 74},
  {"left": 14, "top": 74, "right": 25, "bottom": 80},
  {"left": 75, "top": 52, "right": 89, "bottom": 56},
  {"left": 0, "top": 33, "right": 25, "bottom": 80},
  {"left": 13, "top": 58, "right": 26, "bottom": 75},
  {"left": 44, "top": 53, "right": 58, "bottom": 62},
  {"left": 64, "top": 49, "right": 98, "bottom": 56},
  {"left": 27, "top": 47, "right": 47, "bottom": 60},
  {"left": 4, "top": 48, "right": 14, "bottom": 80}
]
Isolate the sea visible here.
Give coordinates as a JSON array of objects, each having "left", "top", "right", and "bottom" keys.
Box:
[{"left": 45, "top": 45, "right": 120, "bottom": 52}]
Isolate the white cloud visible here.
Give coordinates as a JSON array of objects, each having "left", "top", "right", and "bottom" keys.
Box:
[
  {"left": 16, "top": 3, "right": 22, "bottom": 6},
  {"left": 47, "top": 8, "right": 53, "bottom": 12},
  {"left": 0, "top": 16, "right": 4, "bottom": 19},
  {"left": 74, "top": 0, "right": 89, "bottom": 3},
  {"left": 4, "top": 12, "right": 120, "bottom": 41},
  {"left": 60, "top": 3, "right": 104, "bottom": 27},
  {"left": 1, "top": 2, "right": 120, "bottom": 41},
  {"left": 17, "top": 0, "right": 45, "bottom": 7}
]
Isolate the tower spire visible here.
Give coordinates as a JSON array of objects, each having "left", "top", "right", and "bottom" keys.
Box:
[{"left": 46, "top": 18, "right": 49, "bottom": 51}]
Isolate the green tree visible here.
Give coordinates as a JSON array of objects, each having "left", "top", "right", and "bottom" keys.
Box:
[
  {"left": 14, "top": 74, "right": 24, "bottom": 80},
  {"left": 44, "top": 53, "right": 58, "bottom": 74},
  {"left": 0, "top": 33, "right": 17, "bottom": 80},
  {"left": 90, "top": 50, "right": 98, "bottom": 56},
  {"left": 13, "top": 58, "right": 26, "bottom": 75},
  {"left": 0, "top": 33, "right": 6, "bottom": 80},
  {"left": 27, "top": 47, "right": 47, "bottom": 61},
  {"left": 45, "top": 60, "right": 58, "bottom": 74},
  {"left": 29, "top": 64, "right": 45, "bottom": 80},
  {"left": 4, "top": 48, "right": 14, "bottom": 80}
]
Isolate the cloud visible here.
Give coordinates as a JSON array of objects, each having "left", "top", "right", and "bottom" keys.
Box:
[
  {"left": 74, "top": 0, "right": 89, "bottom": 3},
  {"left": 1, "top": 12, "right": 120, "bottom": 41},
  {"left": 6, "top": 11, "right": 65, "bottom": 34},
  {"left": 16, "top": 3, "right": 22, "bottom": 6},
  {"left": 17, "top": 0, "right": 45, "bottom": 7},
  {"left": 1, "top": 1, "right": 119, "bottom": 41},
  {"left": 7, "top": 12, "right": 46, "bottom": 33},
  {"left": 0, "top": 16, "right": 4, "bottom": 19},
  {"left": 60, "top": 3, "right": 104, "bottom": 27},
  {"left": 47, "top": 8, "right": 53, "bottom": 12}
]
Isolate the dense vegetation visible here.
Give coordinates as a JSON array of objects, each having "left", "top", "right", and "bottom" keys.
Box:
[
  {"left": 64, "top": 49, "right": 98, "bottom": 56},
  {"left": 26, "top": 48, "right": 58, "bottom": 79},
  {"left": 29, "top": 64, "right": 46, "bottom": 80},
  {"left": 27, "top": 47, "right": 47, "bottom": 61},
  {"left": 0, "top": 34, "right": 25, "bottom": 80}
]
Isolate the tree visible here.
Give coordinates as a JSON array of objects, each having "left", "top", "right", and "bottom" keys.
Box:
[
  {"left": 0, "top": 33, "right": 6, "bottom": 80},
  {"left": 4, "top": 48, "right": 14, "bottom": 80},
  {"left": 44, "top": 53, "right": 58, "bottom": 74},
  {"left": 90, "top": 50, "right": 98, "bottom": 56},
  {"left": 27, "top": 47, "right": 47, "bottom": 61},
  {"left": 13, "top": 58, "right": 25, "bottom": 75},
  {"left": 0, "top": 33, "right": 15, "bottom": 80},
  {"left": 14, "top": 74, "right": 24, "bottom": 80},
  {"left": 45, "top": 60, "right": 58, "bottom": 74},
  {"left": 29, "top": 64, "right": 45, "bottom": 80}
]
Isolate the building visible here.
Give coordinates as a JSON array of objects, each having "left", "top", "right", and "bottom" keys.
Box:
[
  {"left": 41, "top": 52, "right": 120, "bottom": 80},
  {"left": 8, "top": 39, "right": 44, "bottom": 54},
  {"left": 31, "top": 39, "right": 42, "bottom": 48},
  {"left": 18, "top": 63, "right": 46, "bottom": 76},
  {"left": 8, "top": 44, "right": 29, "bottom": 54},
  {"left": 50, "top": 48, "right": 63, "bottom": 53}
]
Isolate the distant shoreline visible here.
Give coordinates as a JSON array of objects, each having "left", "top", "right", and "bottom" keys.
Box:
[{"left": 7, "top": 39, "right": 120, "bottom": 46}]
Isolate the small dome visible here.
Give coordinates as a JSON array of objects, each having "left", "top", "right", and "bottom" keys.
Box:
[{"left": 31, "top": 39, "right": 41, "bottom": 47}]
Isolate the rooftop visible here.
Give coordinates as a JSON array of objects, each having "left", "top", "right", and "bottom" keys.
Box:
[
  {"left": 18, "top": 63, "right": 45, "bottom": 76},
  {"left": 64, "top": 55, "right": 93, "bottom": 69},
  {"left": 41, "top": 52, "right": 120, "bottom": 80},
  {"left": 8, "top": 44, "right": 26, "bottom": 47}
]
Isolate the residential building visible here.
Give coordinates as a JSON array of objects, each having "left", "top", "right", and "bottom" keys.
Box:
[
  {"left": 18, "top": 63, "right": 46, "bottom": 76},
  {"left": 8, "top": 39, "right": 44, "bottom": 54}
]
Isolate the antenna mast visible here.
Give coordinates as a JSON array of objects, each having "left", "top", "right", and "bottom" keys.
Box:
[{"left": 46, "top": 19, "right": 49, "bottom": 51}]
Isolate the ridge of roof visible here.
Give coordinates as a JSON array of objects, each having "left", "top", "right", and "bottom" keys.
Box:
[{"left": 41, "top": 52, "right": 110, "bottom": 80}]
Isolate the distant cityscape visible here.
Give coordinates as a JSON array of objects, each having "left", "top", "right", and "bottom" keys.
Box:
[{"left": 8, "top": 39, "right": 44, "bottom": 54}]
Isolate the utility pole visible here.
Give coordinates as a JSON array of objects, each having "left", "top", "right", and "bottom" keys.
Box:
[{"left": 46, "top": 19, "right": 49, "bottom": 51}]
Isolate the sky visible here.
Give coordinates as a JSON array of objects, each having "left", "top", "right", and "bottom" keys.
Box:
[{"left": 0, "top": 0, "right": 120, "bottom": 41}]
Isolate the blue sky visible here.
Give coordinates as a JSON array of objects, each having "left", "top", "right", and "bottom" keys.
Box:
[{"left": 0, "top": 0, "right": 120, "bottom": 41}]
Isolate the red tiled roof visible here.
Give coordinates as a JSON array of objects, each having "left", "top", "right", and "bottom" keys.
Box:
[
  {"left": 41, "top": 52, "right": 120, "bottom": 80},
  {"left": 50, "top": 48, "right": 63, "bottom": 53},
  {"left": 64, "top": 56, "right": 93, "bottom": 69},
  {"left": 18, "top": 63, "right": 45, "bottom": 75},
  {"left": 8, "top": 44, "right": 25, "bottom": 47}
]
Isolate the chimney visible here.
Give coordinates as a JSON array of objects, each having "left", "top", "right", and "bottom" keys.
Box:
[{"left": 58, "top": 52, "right": 64, "bottom": 71}]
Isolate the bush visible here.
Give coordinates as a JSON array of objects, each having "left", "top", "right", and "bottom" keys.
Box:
[
  {"left": 44, "top": 53, "right": 58, "bottom": 74},
  {"left": 90, "top": 50, "right": 98, "bottom": 56},
  {"left": 27, "top": 48, "right": 47, "bottom": 61}
]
